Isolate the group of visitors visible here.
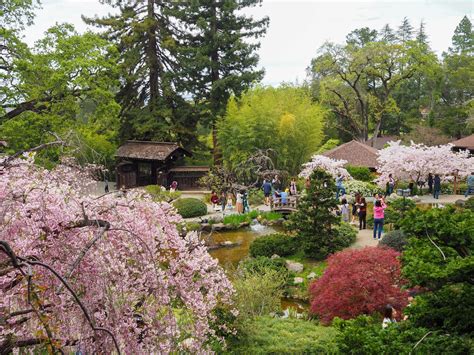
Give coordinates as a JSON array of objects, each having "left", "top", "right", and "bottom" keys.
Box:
[
  {"left": 210, "top": 190, "right": 249, "bottom": 214},
  {"left": 338, "top": 192, "right": 387, "bottom": 239},
  {"left": 262, "top": 175, "right": 298, "bottom": 206}
]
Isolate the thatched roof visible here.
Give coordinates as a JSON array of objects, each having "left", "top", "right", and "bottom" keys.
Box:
[
  {"left": 116, "top": 141, "right": 191, "bottom": 161},
  {"left": 364, "top": 135, "right": 398, "bottom": 150},
  {"left": 450, "top": 134, "right": 474, "bottom": 150},
  {"left": 323, "top": 140, "right": 379, "bottom": 168}
]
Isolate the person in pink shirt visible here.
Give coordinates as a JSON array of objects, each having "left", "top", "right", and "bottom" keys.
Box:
[{"left": 373, "top": 197, "right": 387, "bottom": 240}]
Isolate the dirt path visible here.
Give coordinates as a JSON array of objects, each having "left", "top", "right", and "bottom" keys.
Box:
[{"left": 350, "top": 228, "right": 379, "bottom": 249}]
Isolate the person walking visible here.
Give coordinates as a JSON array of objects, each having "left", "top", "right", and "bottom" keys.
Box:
[
  {"left": 358, "top": 197, "right": 367, "bottom": 230},
  {"left": 104, "top": 178, "right": 109, "bottom": 193},
  {"left": 387, "top": 174, "right": 395, "bottom": 196},
  {"left": 433, "top": 174, "right": 441, "bottom": 199},
  {"left": 262, "top": 179, "right": 272, "bottom": 206},
  {"left": 373, "top": 197, "right": 387, "bottom": 240},
  {"left": 340, "top": 198, "right": 350, "bottom": 223},
  {"left": 272, "top": 175, "right": 281, "bottom": 192},
  {"left": 465, "top": 172, "right": 474, "bottom": 197},
  {"left": 427, "top": 173, "right": 433, "bottom": 194},
  {"left": 335, "top": 174, "right": 345, "bottom": 199},
  {"left": 290, "top": 178, "right": 297, "bottom": 196},
  {"left": 236, "top": 190, "right": 244, "bottom": 214},
  {"left": 210, "top": 191, "right": 219, "bottom": 211},
  {"left": 351, "top": 193, "right": 360, "bottom": 224},
  {"left": 220, "top": 192, "right": 226, "bottom": 213},
  {"left": 382, "top": 304, "right": 397, "bottom": 329}
]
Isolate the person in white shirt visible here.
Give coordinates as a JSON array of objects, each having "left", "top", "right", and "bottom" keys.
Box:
[{"left": 382, "top": 304, "right": 397, "bottom": 329}]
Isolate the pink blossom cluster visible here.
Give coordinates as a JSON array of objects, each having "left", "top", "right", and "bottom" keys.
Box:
[
  {"left": 299, "top": 154, "right": 352, "bottom": 179},
  {"left": 0, "top": 159, "right": 234, "bottom": 353},
  {"left": 376, "top": 141, "right": 474, "bottom": 186}
]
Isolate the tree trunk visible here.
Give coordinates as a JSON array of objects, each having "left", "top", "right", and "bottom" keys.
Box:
[
  {"left": 210, "top": 3, "right": 222, "bottom": 165},
  {"left": 147, "top": 0, "right": 159, "bottom": 109}
]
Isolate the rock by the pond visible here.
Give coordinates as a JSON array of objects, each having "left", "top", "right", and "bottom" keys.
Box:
[
  {"left": 455, "top": 199, "right": 466, "bottom": 207},
  {"left": 307, "top": 272, "right": 317, "bottom": 279},
  {"left": 211, "top": 223, "right": 226, "bottom": 231},
  {"left": 286, "top": 260, "right": 304, "bottom": 273},
  {"left": 271, "top": 254, "right": 280, "bottom": 259},
  {"left": 293, "top": 277, "right": 304, "bottom": 284}
]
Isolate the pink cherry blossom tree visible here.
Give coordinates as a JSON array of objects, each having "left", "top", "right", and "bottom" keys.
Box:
[
  {"left": 299, "top": 154, "right": 352, "bottom": 179},
  {"left": 376, "top": 141, "right": 474, "bottom": 186},
  {"left": 0, "top": 155, "right": 234, "bottom": 353}
]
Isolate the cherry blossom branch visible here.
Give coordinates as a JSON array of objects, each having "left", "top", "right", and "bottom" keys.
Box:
[
  {"left": 0, "top": 138, "right": 66, "bottom": 167},
  {"left": 0, "top": 240, "right": 121, "bottom": 354}
]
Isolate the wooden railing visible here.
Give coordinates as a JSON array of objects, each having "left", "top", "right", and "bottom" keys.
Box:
[{"left": 271, "top": 195, "right": 299, "bottom": 212}]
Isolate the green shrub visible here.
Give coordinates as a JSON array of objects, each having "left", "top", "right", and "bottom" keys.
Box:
[
  {"left": 232, "top": 268, "right": 286, "bottom": 320},
  {"left": 145, "top": 185, "right": 182, "bottom": 202},
  {"left": 346, "top": 166, "right": 374, "bottom": 182},
  {"left": 334, "top": 315, "right": 472, "bottom": 354},
  {"left": 384, "top": 198, "right": 416, "bottom": 228},
  {"left": 249, "top": 233, "right": 298, "bottom": 258},
  {"left": 228, "top": 316, "right": 338, "bottom": 354},
  {"left": 464, "top": 196, "right": 474, "bottom": 211},
  {"left": 172, "top": 198, "right": 207, "bottom": 218},
  {"left": 248, "top": 188, "right": 264, "bottom": 205},
  {"left": 333, "top": 222, "right": 357, "bottom": 249},
  {"left": 379, "top": 230, "right": 407, "bottom": 252},
  {"left": 222, "top": 211, "right": 282, "bottom": 227},
  {"left": 239, "top": 257, "right": 290, "bottom": 283}
]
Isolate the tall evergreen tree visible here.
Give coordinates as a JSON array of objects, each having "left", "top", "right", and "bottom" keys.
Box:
[
  {"left": 288, "top": 169, "right": 340, "bottom": 260},
  {"left": 379, "top": 24, "right": 397, "bottom": 43},
  {"left": 173, "top": 0, "right": 268, "bottom": 164},
  {"left": 397, "top": 17, "right": 414, "bottom": 43},
  {"left": 83, "top": 1, "right": 197, "bottom": 146},
  {"left": 416, "top": 20, "right": 429, "bottom": 45},
  {"left": 450, "top": 15, "right": 473, "bottom": 54}
]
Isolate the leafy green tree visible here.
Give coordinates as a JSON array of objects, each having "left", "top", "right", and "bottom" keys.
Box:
[
  {"left": 1, "top": 24, "right": 120, "bottom": 168},
  {"left": 346, "top": 27, "right": 378, "bottom": 47},
  {"left": 400, "top": 206, "right": 474, "bottom": 334},
  {"left": 218, "top": 86, "right": 325, "bottom": 175},
  {"left": 173, "top": 0, "right": 268, "bottom": 164},
  {"left": 288, "top": 169, "right": 340, "bottom": 259}
]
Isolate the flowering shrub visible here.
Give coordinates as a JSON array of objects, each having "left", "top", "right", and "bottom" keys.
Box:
[
  {"left": 0, "top": 158, "right": 234, "bottom": 353},
  {"left": 299, "top": 155, "right": 351, "bottom": 179},
  {"left": 344, "top": 179, "right": 382, "bottom": 197},
  {"left": 309, "top": 247, "right": 408, "bottom": 324}
]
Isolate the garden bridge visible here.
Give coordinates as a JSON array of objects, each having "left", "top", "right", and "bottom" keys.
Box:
[{"left": 270, "top": 195, "right": 299, "bottom": 213}]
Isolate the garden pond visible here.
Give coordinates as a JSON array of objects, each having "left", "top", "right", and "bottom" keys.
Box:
[{"left": 205, "top": 223, "right": 310, "bottom": 313}]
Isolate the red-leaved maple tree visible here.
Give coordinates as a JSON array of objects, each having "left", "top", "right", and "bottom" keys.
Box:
[{"left": 309, "top": 247, "right": 408, "bottom": 324}]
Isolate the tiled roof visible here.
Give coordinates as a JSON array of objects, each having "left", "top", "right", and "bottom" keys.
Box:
[
  {"left": 323, "top": 140, "right": 379, "bottom": 168},
  {"left": 364, "top": 136, "right": 399, "bottom": 150},
  {"left": 116, "top": 141, "right": 191, "bottom": 161},
  {"left": 450, "top": 134, "right": 474, "bottom": 150}
]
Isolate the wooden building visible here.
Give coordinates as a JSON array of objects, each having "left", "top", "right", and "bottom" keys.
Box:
[{"left": 115, "top": 141, "right": 209, "bottom": 190}]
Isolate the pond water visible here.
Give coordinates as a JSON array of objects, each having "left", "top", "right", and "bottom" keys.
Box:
[
  {"left": 207, "top": 224, "right": 279, "bottom": 266},
  {"left": 205, "top": 224, "right": 308, "bottom": 312}
]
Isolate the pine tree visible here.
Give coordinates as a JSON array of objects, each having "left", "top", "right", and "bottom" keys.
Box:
[
  {"left": 173, "top": 0, "right": 268, "bottom": 164},
  {"left": 416, "top": 20, "right": 429, "bottom": 45},
  {"left": 380, "top": 24, "right": 397, "bottom": 43},
  {"left": 83, "top": 1, "right": 196, "bottom": 145},
  {"left": 397, "top": 17, "right": 414, "bottom": 43},
  {"left": 450, "top": 15, "right": 473, "bottom": 54},
  {"left": 288, "top": 169, "right": 340, "bottom": 260}
]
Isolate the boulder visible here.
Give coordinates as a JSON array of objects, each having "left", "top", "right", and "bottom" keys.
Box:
[
  {"left": 307, "top": 272, "right": 317, "bottom": 279},
  {"left": 455, "top": 199, "right": 466, "bottom": 207},
  {"left": 285, "top": 260, "right": 304, "bottom": 273},
  {"left": 293, "top": 277, "right": 304, "bottom": 284},
  {"left": 211, "top": 223, "right": 226, "bottom": 231},
  {"left": 271, "top": 254, "right": 281, "bottom": 259}
]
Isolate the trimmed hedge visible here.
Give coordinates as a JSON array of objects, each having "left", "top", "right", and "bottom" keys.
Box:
[
  {"left": 378, "top": 230, "right": 407, "bottom": 252},
  {"left": 346, "top": 166, "right": 374, "bottom": 182},
  {"left": 249, "top": 233, "right": 298, "bottom": 258},
  {"left": 173, "top": 198, "right": 207, "bottom": 218}
]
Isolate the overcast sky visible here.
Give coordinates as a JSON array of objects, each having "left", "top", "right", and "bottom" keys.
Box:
[{"left": 23, "top": 0, "right": 473, "bottom": 86}]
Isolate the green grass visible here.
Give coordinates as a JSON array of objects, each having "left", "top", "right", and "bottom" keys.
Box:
[{"left": 227, "top": 316, "right": 338, "bottom": 354}]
